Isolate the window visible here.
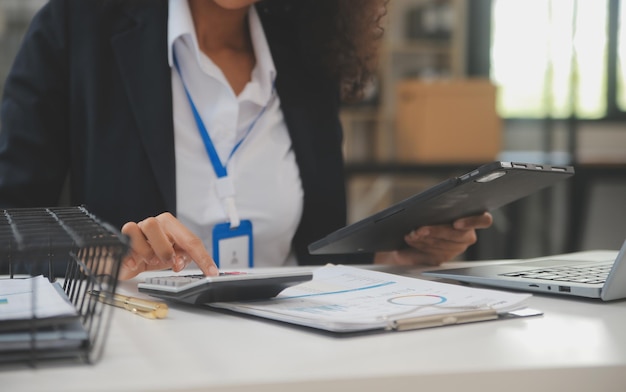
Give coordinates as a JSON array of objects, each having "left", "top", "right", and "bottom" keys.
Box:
[
  {"left": 490, "top": 0, "right": 625, "bottom": 120},
  {"left": 618, "top": 0, "right": 626, "bottom": 110}
]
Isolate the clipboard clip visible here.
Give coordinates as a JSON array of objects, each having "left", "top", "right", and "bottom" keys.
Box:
[{"left": 388, "top": 308, "right": 499, "bottom": 331}]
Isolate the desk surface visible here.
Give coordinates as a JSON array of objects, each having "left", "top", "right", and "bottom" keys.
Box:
[{"left": 3, "top": 257, "right": 626, "bottom": 392}]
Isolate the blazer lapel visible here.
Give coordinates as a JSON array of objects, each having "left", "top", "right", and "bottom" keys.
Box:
[
  {"left": 109, "top": 1, "right": 177, "bottom": 213},
  {"left": 258, "top": 12, "right": 317, "bottom": 183}
]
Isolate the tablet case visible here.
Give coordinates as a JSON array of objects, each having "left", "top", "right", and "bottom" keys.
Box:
[{"left": 308, "top": 161, "right": 575, "bottom": 255}]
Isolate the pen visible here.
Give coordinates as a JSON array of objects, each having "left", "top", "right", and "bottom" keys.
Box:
[{"left": 89, "top": 290, "right": 168, "bottom": 319}]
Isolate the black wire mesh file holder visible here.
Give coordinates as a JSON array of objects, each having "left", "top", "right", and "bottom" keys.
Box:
[{"left": 0, "top": 206, "right": 130, "bottom": 366}]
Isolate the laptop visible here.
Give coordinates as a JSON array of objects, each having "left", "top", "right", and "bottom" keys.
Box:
[{"left": 423, "top": 239, "right": 626, "bottom": 301}]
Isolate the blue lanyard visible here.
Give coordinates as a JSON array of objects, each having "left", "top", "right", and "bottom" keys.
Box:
[
  {"left": 173, "top": 52, "right": 275, "bottom": 228},
  {"left": 173, "top": 53, "right": 274, "bottom": 180}
]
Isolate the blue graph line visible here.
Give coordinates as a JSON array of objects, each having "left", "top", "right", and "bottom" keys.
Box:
[{"left": 278, "top": 281, "right": 396, "bottom": 300}]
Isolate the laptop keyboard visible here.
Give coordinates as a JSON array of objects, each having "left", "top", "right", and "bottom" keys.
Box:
[{"left": 499, "top": 262, "right": 613, "bottom": 284}]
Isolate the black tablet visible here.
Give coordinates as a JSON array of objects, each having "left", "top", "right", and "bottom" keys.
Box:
[
  {"left": 137, "top": 270, "right": 313, "bottom": 304},
  {"left": 308, "top": 161, "right": 575, "bottom": 255}
]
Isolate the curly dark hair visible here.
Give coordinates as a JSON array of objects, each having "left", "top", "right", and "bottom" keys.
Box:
[{"left": 259, "top": 0, "right": 388, "bottom": 102}]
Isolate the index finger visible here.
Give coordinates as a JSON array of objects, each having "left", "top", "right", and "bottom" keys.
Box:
[
  {"left": 156, "top": 213, "right": 219, "bottom": 276},
  {"left": 453, "top": 212, "right": 493, "bottom": 230}
]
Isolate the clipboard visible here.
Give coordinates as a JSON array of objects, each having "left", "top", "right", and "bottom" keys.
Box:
[{"left": 210, "top": 265, "right": 542, "bottom": 333}]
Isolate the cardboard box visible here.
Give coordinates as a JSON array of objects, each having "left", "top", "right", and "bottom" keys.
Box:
[{"left": 395, "top": 79, "right": 501, "bottom": 163}]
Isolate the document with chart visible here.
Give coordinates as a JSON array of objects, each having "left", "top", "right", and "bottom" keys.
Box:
[
  {"left": 210, "top": 265, "right": 537, "bottom": 333},
  {"left": 0, "top": 275, "right": 87, "bottom": 353}
]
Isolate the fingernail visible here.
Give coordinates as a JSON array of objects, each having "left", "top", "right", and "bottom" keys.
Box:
[
  {"left": 408, "top": 229, "right": 426, "bottom": 240},
  {"left": 174, "top": 256, "right": 184, "bottom": 271},
  {"left": 208, "top": 265, "right": 219, "bottom": 276},
  {"left": 126, "top": 258, "right": 137, "bottom": 270}
]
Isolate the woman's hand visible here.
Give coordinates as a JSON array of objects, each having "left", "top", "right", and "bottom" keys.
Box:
[
  {"left": 374, "top": 212, "right": 493, "bottom": 267},
  {"left": 118, "top": 212, "right": 219, "bottom": 280}
]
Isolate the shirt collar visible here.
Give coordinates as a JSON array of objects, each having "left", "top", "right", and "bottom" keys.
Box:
[
  {"left": 247, "top": 5, "right": 276, "bottom": 93},
  {"left": 167, "top": 0, "right": 276, "bottom": 100},
  {"left": 167, "top": 0, "right": 196, "bottom": 68}
]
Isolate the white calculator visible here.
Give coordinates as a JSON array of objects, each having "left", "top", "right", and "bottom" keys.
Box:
[{"left": 137, "top": 270, "right": 313, "bottom": 304}]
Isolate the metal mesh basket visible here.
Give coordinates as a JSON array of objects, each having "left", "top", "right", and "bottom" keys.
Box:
[{"left": 0, "top": 206, "right": 129, "bottom": 366}]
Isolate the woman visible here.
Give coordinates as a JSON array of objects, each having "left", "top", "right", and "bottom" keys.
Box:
[{"left": 0, "top": 0, "right": 492, "bottom": 280}]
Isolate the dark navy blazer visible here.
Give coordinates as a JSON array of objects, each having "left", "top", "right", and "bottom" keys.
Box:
[{"left": 0, "top": 0, "right": 368, "bottom": 265}]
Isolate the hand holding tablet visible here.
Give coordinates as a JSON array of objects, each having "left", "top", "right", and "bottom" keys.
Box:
[{"left": 308, "top": 161, "right": 575, "bottom": 255}]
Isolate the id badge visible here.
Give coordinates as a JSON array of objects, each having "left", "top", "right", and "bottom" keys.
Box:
[{"left": 212, "top": 220, "right": 253, "bottom": 269}]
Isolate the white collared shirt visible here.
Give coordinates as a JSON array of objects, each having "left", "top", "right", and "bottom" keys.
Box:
[{"left": 168, "top": 0, "right": 303, "bottom": 267}]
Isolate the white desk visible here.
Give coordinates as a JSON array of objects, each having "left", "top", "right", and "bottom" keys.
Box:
[{"left": 3, "top": 258, "right": 626, "bottom": 392}]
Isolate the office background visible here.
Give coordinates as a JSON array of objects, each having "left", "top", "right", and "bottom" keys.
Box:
[{"left": 1, "top": 0, "right": 624, "bottom": 261}]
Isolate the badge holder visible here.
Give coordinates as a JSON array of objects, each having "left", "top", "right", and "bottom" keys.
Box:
[{"left": 213, "top": 219, "right": 253, "bottom": 269}]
